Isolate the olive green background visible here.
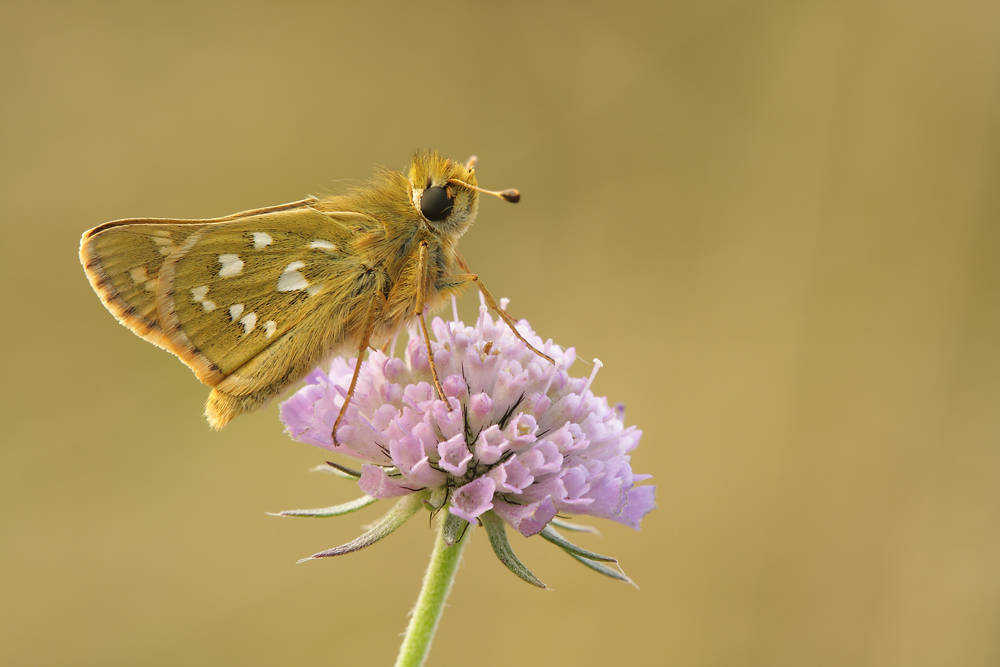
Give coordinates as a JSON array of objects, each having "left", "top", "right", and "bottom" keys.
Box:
[{"left": 3, "top": 2, "right": 999, "bottom": 666}]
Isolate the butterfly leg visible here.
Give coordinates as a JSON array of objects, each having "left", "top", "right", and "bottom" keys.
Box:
[
  {"left": 455, "top": 273, "right": 555, "bottom": 364},
  {"left": 416, "top": 241, "right": 448, "bottom": 402},
  {"left": 331, "top": 318, "right": 377, "bottom": 447}
]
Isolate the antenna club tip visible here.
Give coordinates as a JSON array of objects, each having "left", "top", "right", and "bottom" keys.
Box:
[{"left": 500, "top": 189, "right": 521, "bottom": 203}]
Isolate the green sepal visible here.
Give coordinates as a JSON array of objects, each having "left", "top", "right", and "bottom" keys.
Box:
[
  {"left": 540, "top": 526, "right": 617, "bottom": 562},
  {"left": 441, "top": 512, "right": 469, "bottom": 547},
  {"left": 541, "top": 526, "right": 634, "bottom": 585},
  {"left": 565, "top": 551, "right": 635, "bottom": 585},
  {"left": 549, "top": 517, "right": 600, "bottom": 534},
  {"left": 297, "top": 491, "right": 427, "bottom": 562},
  {"left": 269, "top": 494, "right": 377, "bottom": 518},
  {"left": 425, "top": 485, "right": 449, "bottom": 511},
  {"left": 480, "top": 511, "right": 546, "bottom": 589},
  {"left": 311, "top": 461, "right": 362, "bottom": 479}
]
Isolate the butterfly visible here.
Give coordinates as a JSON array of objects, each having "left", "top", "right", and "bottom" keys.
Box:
[{"left": 80, "top": 151, "right": 552, "bottom": 438}]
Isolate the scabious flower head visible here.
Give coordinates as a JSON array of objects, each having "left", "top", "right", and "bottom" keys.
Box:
[{"left": 280, "top": 305, "right": 655, "bottom": 540}]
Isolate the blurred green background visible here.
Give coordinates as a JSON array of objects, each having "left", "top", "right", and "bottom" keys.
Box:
[{"left": 3, "top": 2, "right": 999, "bottom": 665}]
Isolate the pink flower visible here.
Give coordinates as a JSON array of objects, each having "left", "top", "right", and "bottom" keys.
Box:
[{"left": 279, "top": 304, "right": 655, "bottom": 584}]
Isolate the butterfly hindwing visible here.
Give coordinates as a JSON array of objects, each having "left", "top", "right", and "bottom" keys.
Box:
[{"left": 82, "top": 220, "right": 207, "bottom": 350}]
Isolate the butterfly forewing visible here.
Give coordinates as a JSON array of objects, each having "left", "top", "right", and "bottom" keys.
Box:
[{"left": 159, "top": 208, "right": 362, "bottom": 383}]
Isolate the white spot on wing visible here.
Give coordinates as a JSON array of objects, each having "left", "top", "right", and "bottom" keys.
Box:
[
  {"left": 229, "top": 304, "right": 244, "bottom": 321},
  {"left": 310, "top": 239, "right": 337, "bottom": 250},
  {"left": 306, "top": 284, "right": 322, "bottom": 297},
  {"left": 130, "top": 267, "right": 149, "bottom": 284},
  {"left": 191, "top": 285, "right": 215, "bottom": 311},
  {"left": 153, "top": 235, "right": 177, "bottom": 255},
  {"left": 240, "top": 312, "right": 257, "bottom": 335},
  {"left": 264, "top": 320, "right": 277, "bottom": 338},
  {"left": 277, "top": 260, "right": 309, "bottom": 292},
  {"left": 253, "top": 232, "right": 273, "bottom": 249},
  {"left": 218, "top": 254, "right": 244, "bottom": 278}
]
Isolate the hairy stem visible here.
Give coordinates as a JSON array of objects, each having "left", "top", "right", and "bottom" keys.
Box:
[{"left": 394, "top": 515, "right": 470, "bottom": 667}]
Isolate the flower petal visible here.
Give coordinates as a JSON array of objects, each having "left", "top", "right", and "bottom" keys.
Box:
[
  {"left": 492, "top": 496, "right": 557, "bottom": 537},
  {"left": 437, "top": 433, "right": 472, "bottom": 476},
  {"left": 358, "top": 464, "right": 424, "bottom": 499},
  {"left": 449, "top": 477, "right": 496, "bottom": 522}
]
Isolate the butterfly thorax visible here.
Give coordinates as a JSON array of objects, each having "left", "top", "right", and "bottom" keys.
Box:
[{"left": 314, "top": 186, "right": 470, "bottom": 347}]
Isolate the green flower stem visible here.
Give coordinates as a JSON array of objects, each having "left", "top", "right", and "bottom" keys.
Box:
[{"left": 394, "top": 517, "right": 470, "bottom": 667}]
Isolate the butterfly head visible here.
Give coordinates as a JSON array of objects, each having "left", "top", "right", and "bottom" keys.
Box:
[{"left": 408, "top": 151, "right": 519, "bottom": 240}]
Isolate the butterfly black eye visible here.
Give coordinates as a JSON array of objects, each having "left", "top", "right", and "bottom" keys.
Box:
[{"left": 420, "top": 186, "right": 454, "bottom": 222}]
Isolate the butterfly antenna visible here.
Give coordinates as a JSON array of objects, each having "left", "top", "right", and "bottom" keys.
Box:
[{"left": 448, "top": 179, "right": 520, "bottom": 203}]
